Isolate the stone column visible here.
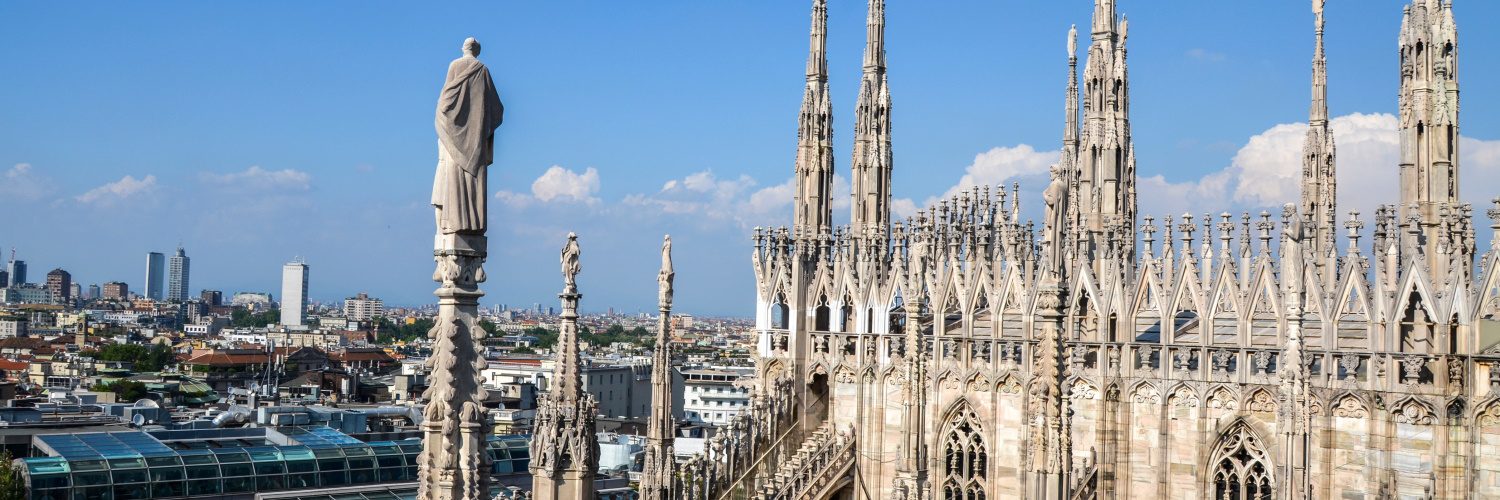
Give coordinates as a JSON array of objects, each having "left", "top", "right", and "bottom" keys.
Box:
[{"left": 416, "top": 233, "right": 493, "bottom": 500}]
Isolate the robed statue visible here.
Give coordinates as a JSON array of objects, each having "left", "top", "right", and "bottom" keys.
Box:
[
  {"left": 561, "top": 232, "right": 581, "bottom": 289},
  {"left": 1042, "top": 164, "right": 1068, "bottom": 269},
  {"left": 433, "top": 37, "right": 505, "bottom": 235},
  {"left": 658, "top": 235, "right": 675, "bottom": 309}
]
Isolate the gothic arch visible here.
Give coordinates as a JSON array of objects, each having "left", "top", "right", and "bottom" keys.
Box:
[
  {"left": 1392, "top": 397, "right": 1437, "bottom": 425},
  {"left": 1206, "top": 420, "right": 1274, "bottom": 500},
  {"left": 1476, "top": 399, "right": 1500, "bottom": 427},
  {"left": 940, "top": 401, "right": 989, "bottom": 500}
]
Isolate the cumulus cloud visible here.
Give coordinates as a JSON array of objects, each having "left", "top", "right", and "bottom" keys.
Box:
[
  {"left": 75, "top": 174, "right": 157, "bottom": 206},
  {"left": 202, "top": 165, "right": 312, "bottom": 190},
  {"left": 927, "top": 144, "right": 1059, "bottom": 207},
  {"left": 621, "top": 171, "right": 855, "bottom": 229},
  {"left": 497, "top": 165, "right": 601, "bottom": 207},
  {"left": 0, "top": 163, "right": 51, "bottom": 202},
  {"left": 1137, "top": 112, "right": 1500, "bottom": 221}
]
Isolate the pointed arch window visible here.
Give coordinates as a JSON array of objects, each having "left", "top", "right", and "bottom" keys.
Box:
[
  {"left": 1209, "top": 422, "right": 1273, "bottom": 500},
  {"left": 772, "top": 293, "right": 789, "bottom": 330},
  {"left": 942, "top": 407, "right": 988, "bottom": 500}
]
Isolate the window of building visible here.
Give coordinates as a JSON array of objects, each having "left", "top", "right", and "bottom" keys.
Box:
[{"left": 941, "top": 406, "right": 987, "bottom": 500}]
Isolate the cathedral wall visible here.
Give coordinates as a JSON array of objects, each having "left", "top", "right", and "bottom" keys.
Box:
[
  {"left": 991, "top": 383, "right": 1025, "bottom": 497},
  {"left": 1476, "top": 405, "right": 1500, "bottom": 498},
  {"left": 1124, "top": 384, "right": 1161, "bottom": 498}
]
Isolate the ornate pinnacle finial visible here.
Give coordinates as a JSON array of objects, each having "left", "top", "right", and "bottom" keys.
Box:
[
  {"left": 1257, "top": 211, "right": 1274, "bottom": 253},
  {"left": 807, "top": 0, "right": 828, "bottom": 81},
  {"left": 1179, "top": 213, "right": 1196, "bottom": 251},
  {"left": 659, "top": 235, "right": 674, "bottom": 311},
  {"left": 1142, "top": 215, "right": 1157, "bottom": 255},
  {"left": 1346, "top": 210, "right": 1364, "bottom": 251},
  {"left": 561, "top": 232, "right": 581, "bottom": 291},
  {"left": 1488, "top": 198, "right": 1500, "bottom": 230}
]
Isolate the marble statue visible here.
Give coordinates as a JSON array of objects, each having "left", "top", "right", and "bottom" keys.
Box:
[
  {"left": 433, "top": 37, "right": 504, "bottom": 235},
  {"left": 658, "top": 235, "right": 674, "bottom": 308},
  {"left": 561, "top": 232, "right": 581, "bottom": 288}
]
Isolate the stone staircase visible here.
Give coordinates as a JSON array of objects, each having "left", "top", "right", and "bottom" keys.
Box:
[{"left": 751, "top": 423, "right": 856, "bottom": 500}]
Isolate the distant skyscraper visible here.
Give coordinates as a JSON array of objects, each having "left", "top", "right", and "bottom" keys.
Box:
[
  {"left": 103, "top": 281, "right": 129, "bottom": 300},
  {"left": 70, "top": 283, "right": 83, "bottom": 301},
  {"left": 201, "top": 289, "right": 223, "bottom": 307},
  {"left": 281, "top": 260, "right": 309, "bottom": 327},
  {"left": 45, "top": 268, "right": 71, "bottom": 303},
  {"left": 167, "top": 246, "right": 190, "bottom": 301},
  {"left": 86, "top": 283, "right": 100, "bottom": 300},
  {"left": 144, "top": 252, "right": 165, "bottom": 300},
  {"left": 7, "top": 258, "right": 26, "bottom": 287},
  {"left": 0, "top": 270, "right": 8, "bottom": 289}
]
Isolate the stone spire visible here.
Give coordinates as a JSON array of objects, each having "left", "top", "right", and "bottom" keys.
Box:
[
  {"left": 891, "top": 221, "right": 930, "bottom": 500},
  {"left": 529, "top": 233, "right": 598, "bottom": 500},
  {"left": 1050, "top": 25, "right": 1079, "bottom": 273},
  {"left": 639, "top": 236, "right": 675, "bottom": 500},
  {"left": 1074, "top": 0, "right": 1136, "bottom": 273},
  {"left": 1065, "top": 24, "right": 1079, "bottom": 157},
  {"left": 795, "top": 0, "right": 835, "bottom": 240},
  {"left": 1397, "top": 0, "right": 1462, "bottom": 275},
  {"left": 850, "top": 0, "right": 892, "bottom": 240},
  {"left": 1302, "top": 0, "right": 1338, "bottom": 283}
]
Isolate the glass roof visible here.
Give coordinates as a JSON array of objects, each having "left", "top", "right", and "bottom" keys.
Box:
[{"left": 282, "top": 425, "right": 368, "bottom": 447}]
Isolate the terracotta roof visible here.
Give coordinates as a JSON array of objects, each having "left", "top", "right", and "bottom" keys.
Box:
[
  {"left": 0, "top": 337, "right": 49, "bottom": 350},
  {"left": 185, "top": 350, "right": 270, "bottom": 366},
  {"left": 331, "top": 349, "right": 395, "bottom": 363},
  {"left": 0, "top": 359, "right": 27, "bottom": 371}
]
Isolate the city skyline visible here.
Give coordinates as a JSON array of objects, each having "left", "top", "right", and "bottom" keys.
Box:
[{"left": 3, "top": 1, "right": 1500, "bottom": 316}]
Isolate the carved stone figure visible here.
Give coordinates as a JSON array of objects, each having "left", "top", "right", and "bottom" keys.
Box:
[
  {"left": 658, "top": 236, "right": 674, "bottom": 308},
  {"left": 561, "top": 232, "right": 581, "bottom": 289},
  {"left": 432, "top": 37, "right": 504, "bottom": 235}
]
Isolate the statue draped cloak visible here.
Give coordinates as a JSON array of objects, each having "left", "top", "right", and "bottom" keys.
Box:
[{"left": 433, "top": 55, "right": 504, "bottom": 234}]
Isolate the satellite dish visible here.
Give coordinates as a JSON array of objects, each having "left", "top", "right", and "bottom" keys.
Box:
[
  {"left": 247, "top": 381, "right": 261, "bottom": 391},
  {"left": 132, "top": 414, "right": 147, "bottom": 426},
  {"left": 134, "top": 399, "right": 159, "bottom": 408}
]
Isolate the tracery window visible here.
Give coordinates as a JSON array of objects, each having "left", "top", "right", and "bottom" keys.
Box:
[
  {"left": 942, "top": 407, "right": 988, "bottom": 500},
  {"left": 1209, "top": 422, "right": 1273, "bottom": 500}
]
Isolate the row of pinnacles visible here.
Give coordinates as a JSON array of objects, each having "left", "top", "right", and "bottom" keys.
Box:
[{"left": 712, "top": 0, "right": 1500, "bottom": 499}]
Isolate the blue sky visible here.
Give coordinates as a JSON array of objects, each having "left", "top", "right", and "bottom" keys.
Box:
[{"left": 2, "top": 1, "right": 1499, "bottom": 316}]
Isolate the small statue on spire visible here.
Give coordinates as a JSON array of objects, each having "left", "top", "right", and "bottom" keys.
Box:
[
  {"left": 561, "top": 232, "right": 581, "bottom": 290},
  {"left": 659, "top": 235, "right": 675, "bottom": 309}
]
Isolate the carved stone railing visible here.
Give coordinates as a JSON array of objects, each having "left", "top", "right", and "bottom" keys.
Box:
[
  {"left": 750, "top": 423, "right": 855, "bottom": 500},
  {"left": 673, "top": 376, "right": 800, "bottom": 500}
]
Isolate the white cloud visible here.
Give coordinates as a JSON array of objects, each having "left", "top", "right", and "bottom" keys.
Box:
[
  {"left": 75, "top": 174, "right": 157, "bottom": 206},
  {"left": 1137, "top": 112, "right": 1500, "bottom": 221},
  {"left": 1186, "top": 48, "right": 1226, "bottom": 62},
  {"left": 928, "top": 144, "right": 1059, "bottom": 207},
  {"left": 202, "top": 165, "right": 312, "bottom": 190},
  {"left": 0, "top": 163, "right": 51, "bottom": 202},
  {"left": 497, "top": 165, "right": 601, "bottom": 207}
]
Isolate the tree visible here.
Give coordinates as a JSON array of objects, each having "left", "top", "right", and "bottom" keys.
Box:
[
  {"left": 231, "top": 308, "right": 280, "bottom": 328},
  {"left": 95, "top": 380, "right": 148, "bottom": 402},
  {"left": 94, "top": 343, "right": 176, "bottom": 372},
  {"left": 511, "top": 346, "right": 537, "bottom": 355},
  {"left": 0, "top": 450, "right": 22, "bottom": 500}
]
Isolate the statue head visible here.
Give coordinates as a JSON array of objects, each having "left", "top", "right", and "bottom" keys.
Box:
[{"left": 462, "top": 37, "right": 481, "bottom": 57}]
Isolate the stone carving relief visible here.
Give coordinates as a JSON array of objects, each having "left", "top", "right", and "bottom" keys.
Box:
[
  {"left": 1331, "top": 395, "right": 1368, "bottom": 419},
  {"left": 1170, "top": 386, "right": 1200, "bottom": 408},
  {"left": 1393, "top": 399, "right": 1436, "bottom": 425},
  {"left": 1133, "top": 385, "right": 1162, "bottom": 405},
  {"left": 1207, "top": 388, "right": 1238, "bottom": 410},
  {"left": 1477, "top": 401, "right": 1500, "bottom": 427},
  {"left": 1247, "top": 390, "right": 1277, "bottom": 414}
]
